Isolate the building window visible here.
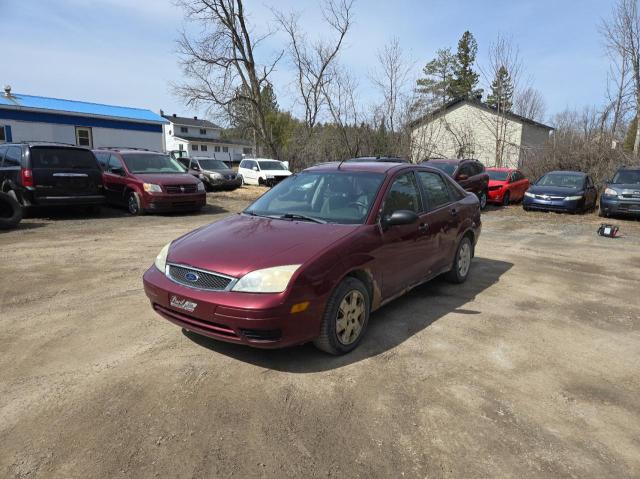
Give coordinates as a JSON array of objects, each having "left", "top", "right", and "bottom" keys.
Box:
[
  {"left": 223, "top": 146, "right": 228, "bottom": 153},
  {"left": 180, "top": 126, "right": 188, "bottom": 133},
  {"left": 75, "top": 127, "right": 93, "bottom": 148},
  {"left": 201, "top": 145, "right": 208, "bottom": 152},
  {"left": 214, "top": 146, "right": 220, "bottom": 152},
  {"left": 200, "top": 128, "right": 207, "bottom": 135},
  {"left": 243, "top": 147, "right": 252, "bottom": 154},
  {"left": 0, "top": 126, "right": 5, "bottom": 142},
  {"left": 192, "top": 144, "right": 198, "bottom": 151}
]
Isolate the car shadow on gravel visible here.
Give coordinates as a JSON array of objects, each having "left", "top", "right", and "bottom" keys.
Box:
[
  {"left": 183, "top": 257, "right": 513, "bottom": 373},
  {"left": 24, "top": 203, "right": 228, "bottom": 220}
]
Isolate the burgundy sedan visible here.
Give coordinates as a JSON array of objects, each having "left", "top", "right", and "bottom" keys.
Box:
[{"left": 143, "top": 162, "right": 481, "bottom": 354}]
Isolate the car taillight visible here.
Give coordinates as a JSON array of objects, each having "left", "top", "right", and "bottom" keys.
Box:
[{"left": 21, "top": 168, "right": 34, "bottom": 187}]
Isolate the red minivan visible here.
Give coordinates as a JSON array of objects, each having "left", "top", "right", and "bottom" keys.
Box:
[{"left": 93, "top": 148, "right": 206, "bottom": 215}]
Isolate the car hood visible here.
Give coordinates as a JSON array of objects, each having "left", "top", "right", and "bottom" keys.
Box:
[
  {"left": 528, "top": 185, "right": 581, "bottom": 196},
  {"left": 608, "top": 183, "right": 640, "bottom": 192},
  {"left": 488, "top": 180, "right": 508, "bottom": 187},
  {"left": 134, "top": 173, "right": 200, "bottom": 185},
  {"left": 168, "top": 214, "right": 358, "bottom": 278}
]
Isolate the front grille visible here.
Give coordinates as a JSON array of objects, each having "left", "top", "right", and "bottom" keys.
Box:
[
  {"left": 240, "top": 328, "right": 282, "bottom": 342},
  {"left": 166, "top": 184, "right": 197, "bottom": 194},
  {"left": 224, "top": 174, "right": 236, "bottom": 180},
  {"left": 168, "top": 264, "right": 233, "bottom": 290},
  {"left": 621, "top": 193, "right": 640, "bottom": 198},
  {"left": 489, "top": 186, "right": 502, "bottom": 191},
  {"left": 535, "top": 195, "right": 564, "bottom": 200}
]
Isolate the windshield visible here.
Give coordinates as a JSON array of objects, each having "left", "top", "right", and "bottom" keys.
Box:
[
  {"left": 258, "top": 161, "right": 287, "bottom": 171},
  {"left": 536, "top": 173, "right": 584, "bottom": 189},
  {"left": 122, "top": 154, "right": 186, "bottom": 174},
  {"left": 612, "top": 169, "right": 640, "bottom": 184},
  {"left": 487, "top": 170, "right": 509, "bottom": 181},
  {"left": 429, "top": 162, "right": 456, "bottom": 176},
  {"left": 245, "top": 171, "right": 385, "bottom": 224},
  {"left": 197, "top": 159, "right": 229, "bottom": 170},
  {"left": 31, "top": 147, "right": 98, "bottom": 169}
]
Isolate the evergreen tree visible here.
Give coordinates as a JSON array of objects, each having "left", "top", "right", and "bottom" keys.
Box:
[
  {"left": 449, "top": 31, "right": 482, "bottom": 99},
  {"left": 486, "top": 65, "right": 514, "bottom": 111},
  {"left": 416, "top": 48, "right": 456, "bottom": 108}
]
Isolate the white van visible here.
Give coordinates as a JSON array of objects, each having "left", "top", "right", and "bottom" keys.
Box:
[{"left": 238, "top": 158, "right": 292, "bottom": 186}]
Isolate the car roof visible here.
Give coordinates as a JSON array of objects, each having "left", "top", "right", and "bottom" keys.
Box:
[
  {"left": 5, "top": 142, "right": 89, "bottom": 149},
  {"left": 424, "top": 158, "right": 464, "bottom": 165},
  {"left": 304, "top": 161, "right": 424, "bottom": 174},
  {"left": 93, "top": 148, "right": 164, "bottom": 155},
  {"left": 486, "top": 167, "right": 514, "bottom": 171},
  {"left": 546, "top": 170, "right": 586, "bottom": 176},
  {"left": 345, "top": 156, "right": 410, "bottom": 163}
]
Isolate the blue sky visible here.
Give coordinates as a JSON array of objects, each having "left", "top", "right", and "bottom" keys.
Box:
[{"left": 0, "top": 0, "right": 617, "bottom": 125}]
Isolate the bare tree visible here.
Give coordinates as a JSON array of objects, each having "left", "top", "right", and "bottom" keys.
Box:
[
  {"left": 175, "top": 0, "right": 283, "bottom": 158},
  {"left": 323, "top": 65, "right": 363, "bottom": 157},
  {"left": 370, "top": 37, "right": 412, "bottom": 133},
  {"left": 274, "top": 0, "right": 354, "bottom": 132},
  {"left": 513, "top": 87, "right": 547, "bottom": 122},
  {"left": 602, "top": 0, "right": 640, "bottom": 157}
]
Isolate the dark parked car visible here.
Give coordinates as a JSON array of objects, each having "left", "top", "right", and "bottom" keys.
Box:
[
  {"left": 178, "top": 156, "right": 241, "bottom": 191},
  {"left": 143, "top": 161, "right": 481, "bottom": 355},
  {"left": 344, "top": 156, "right": 410, "bottom": 163},
  {"left": 93, "top": 148, "right": 206, "bottom": 215},
  {"left": 600, "top": 166, "right": 640, "bottom": 218},
  {"left": 523, "top": 170, "right": 597, "bottom": 213},
  {"left": 0, "top": 142, "right": 105, "bottom": 212},
  {"left": 423, "top": 159, "right": 489, "bottom": 209}
]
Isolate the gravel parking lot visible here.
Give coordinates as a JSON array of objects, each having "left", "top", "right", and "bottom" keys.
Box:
[{"left": 1, "top": 187, "right": 639, "bottom": 478}]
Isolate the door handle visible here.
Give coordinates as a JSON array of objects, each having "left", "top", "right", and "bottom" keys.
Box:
[
  {"left": 450, "top": 208, "right": 458, "bottom": 216},
  {"left": 418, "top": 222, "right": 429, "bottom": 232}
]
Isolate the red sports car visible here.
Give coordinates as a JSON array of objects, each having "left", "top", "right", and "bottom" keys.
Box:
[
  {"left": 487, "top": 168, "right": 529, "bottom": 205},
  {"left": 143, "top": 161, "right": 481, "bottom": 354}
]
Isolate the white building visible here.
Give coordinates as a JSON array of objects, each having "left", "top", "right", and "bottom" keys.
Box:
[
  {"left": 0, "top": 86, "right": 166, "bottom": 150},
  {"left": 410, "top": 98, "right": 554, "bottom": 168},
  {"left": 162, "top": 113, "right": 254, "bottom": 163}
]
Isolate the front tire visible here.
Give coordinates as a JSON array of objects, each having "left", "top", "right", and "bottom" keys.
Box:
[
  {"left": 502, "top": 191, "right": 511, "bottom": 206},
  {"left": 127, "top": 192, "right": 144, "bottom": 216},
  {"left": 445, "top": 236, "right": 473, "bottom": 284},
  {"left": 313, "top": 277, "right": 370, "bottom": 355}
]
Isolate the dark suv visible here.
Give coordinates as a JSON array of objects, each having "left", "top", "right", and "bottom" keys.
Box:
[
  {"left": 422, "top": 159, "right": 489, "bottom": 209},
  {"left": 600, "top": 166, "right": 640, "bottom": 218},
  {"left": 0, "top": 142, "right": 105, "bottom": 211},
  {"left": 93, "top": 148, "right": 206, "bottom": 215}
]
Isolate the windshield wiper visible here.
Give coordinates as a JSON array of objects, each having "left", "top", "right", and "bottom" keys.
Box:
[{"left": 279, "top": 213, "right": 326, "bottom": 224}]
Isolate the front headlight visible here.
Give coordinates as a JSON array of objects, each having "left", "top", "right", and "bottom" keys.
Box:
[
  {"left": 198, "top": 173, "right": 205, "bottom": 179},
  {"left": 154, "top": 242, "right": 171, "bottom": 272},
  {"left": 143, "top": 183, "right": 162, "bottom": 193},
  {"left": 524, "top": 191, "right": 535, "bottom": 198},
  {"left": 564, "top": 195, "right": 583, "bottom": 201},
  {"left": 232, "top": 265, "right": 301, "bottom": 293},
  {"left": 197, "top": 182, "right": 205, "bottom": 192},
  {"left": 210, "top": 172, "right": 223, "bottom": 179},
  {"left": 604, "top": 187, "right": 619, "bottom": 197}
]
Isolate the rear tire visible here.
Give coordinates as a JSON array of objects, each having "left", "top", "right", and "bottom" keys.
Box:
[
  {"left": 0, "top": 191, "right": 23, "bottom": 230},
  {"left": 313, "top": 277, "right": 370, "bottom": 355},
  {"left": 477, "top": 190, "right": 488, "bottom": 210},
  {"left": 127, "top": 192, "right": 144, "bottom": 216},
  {"left": 502, "top": 191, "right": 511, "bottom": 206},
  {"left": 445, "top": 236, "right": 473, "bottom": 284}
]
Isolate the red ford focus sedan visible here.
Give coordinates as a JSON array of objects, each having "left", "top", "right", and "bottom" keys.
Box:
[
  {"left": 143, "top": 162, "right": 481, "bottom": 354},
  {"left": 487, "top": 167, "right": 530, "bottom": 205}
]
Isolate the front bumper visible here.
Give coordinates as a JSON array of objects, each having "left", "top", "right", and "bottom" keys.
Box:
[
  {"left": 205, "top": 177, "right": 242, "bottom": 189},
  {"left": 143, "top": 266, "right": 323, "bottom": 348},
  {"left": 144, "top": 193, "right": 206, "bottom": 212},
  {"left": 600, "top": 196, "right": 640, "bottom": 217},
  {"left": 487, "top": 187, "right": 506, "bottom": 203},
  {"left": 522, "top": 196, "right": 584, "bottom": 212}
]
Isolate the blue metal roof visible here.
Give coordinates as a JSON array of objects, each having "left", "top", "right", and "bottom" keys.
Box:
[{"left": 0, "top": 92, "right": 166, "bottom": 124}]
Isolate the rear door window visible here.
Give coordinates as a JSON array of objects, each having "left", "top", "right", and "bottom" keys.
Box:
[
  {"left": 4, "top": 146, "right": 22, "bottom": 167},
  {"left": 0, "top": 146, "right": 7, "bottom": 166},
  {"left": 457, "top": 163, "right": 473, "bottom": 178},
  {"left": 417, "top": 171, "right": 452, "bottom": 210},
  {"left": 30, "top": 148, "right": 98, "bottom": 169}
]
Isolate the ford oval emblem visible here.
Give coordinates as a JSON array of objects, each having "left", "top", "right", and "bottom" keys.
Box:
[{"left": 185, "top": 272, "right": 199, "bottom": 282}]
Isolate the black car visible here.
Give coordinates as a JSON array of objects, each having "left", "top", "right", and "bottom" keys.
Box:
[
  {"left": 523, "top": 170, "right": 597, "bottom": 213},
  {"left": 0, "top": 142, "right": 105, "bottom": 211},
  {"left": 177, "top": 156, "right": 242, "bottom": 191},
  {"left": 423, "top": 158, "right": 490, "bottom": 210},
  {"left": 600, "top": 166, "right": 640, "bottom": 218},
  {"left": 344, "top": 156, "right": 410, "bottom": 163}
]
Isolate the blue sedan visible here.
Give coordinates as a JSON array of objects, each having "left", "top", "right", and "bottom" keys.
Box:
[{"left": 523, "top": 171, "right": 598, "bottom": 214}]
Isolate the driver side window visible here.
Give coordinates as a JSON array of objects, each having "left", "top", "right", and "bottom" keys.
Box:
[
  {"left": 382, "top": 173, "right": 422, "bottom": 217},
  {"left": 107, "top": 155, "right": 124, "bottom": 174}
]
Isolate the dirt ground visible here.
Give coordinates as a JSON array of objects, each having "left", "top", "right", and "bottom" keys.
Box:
[{"left": 1, "top": 186, "right": 639, "bottom": 478}]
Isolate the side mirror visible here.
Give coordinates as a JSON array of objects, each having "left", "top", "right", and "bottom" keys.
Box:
[
  {"left": 252, "top": 166, "right": 259, "bottom": 171},
  {"left": 457, "top": 174, "right": 469, "bottom": 181},
  {"left": 380, "top": 210, "right": 419, "bottom": 230},
  {"left": 112, "top": 167, "right": 125, "bottom": 176}
]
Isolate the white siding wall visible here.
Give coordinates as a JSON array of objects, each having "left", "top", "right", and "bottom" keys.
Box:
[
  {"left": 1, "top": 119, "right": 163, "bottom": 150},
  {"left": 411, "top": 103, "right": 533, "bottom": 168}
]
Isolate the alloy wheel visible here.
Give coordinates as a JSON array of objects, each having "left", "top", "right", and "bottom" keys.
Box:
[
  {"left": 336, "top": 290, "right": 366, "bottom": 345},
  {"left": 479, "top": 191, "right": 487, "bottom": 209},
  {"left": 458, "top": 242, "right": 471, "bottom": 277},
  {"left": 128, "top": 194, "right": 139, "bottom": 215}
]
